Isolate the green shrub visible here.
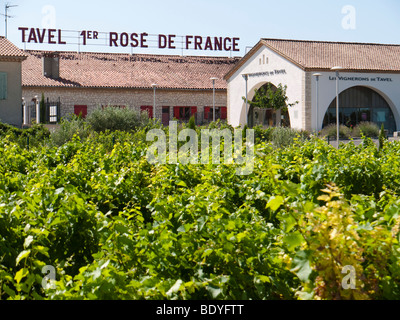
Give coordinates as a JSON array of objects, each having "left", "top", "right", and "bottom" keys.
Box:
[
  {"left": 206, "top": 119, "right": 234, "bottom": 132},
  {"left": 25, "top": 124, "right": 51, "bottom": 140},
  {"left": 50, "top": 116, "right": 92, "bottom": 146},
  {"left": 271, "top": 127, "right": 309, "bottom": 148},
  {"left": 0, "top": 122, "right": 49, "bottom": 139},
  {"left": 352, "top": 122, "right": 380, "bottom": 138},
  {"left": 187, "top": 115, "right": 196, "bottom": 130},
  {"left": 320, "top": 124, "right": 351, "bottom": 139},
  {"left": 253, "top": 125, "right": 274, "bottom": 143},
  {"left": 0, "top": 122, "right": 50, "bottom": 149},
  {"left": 86, "top": 106, "right": 149, "bottom": 132},
  {"left": 0, "top": 121, "right": 18, "bottom": 135}
]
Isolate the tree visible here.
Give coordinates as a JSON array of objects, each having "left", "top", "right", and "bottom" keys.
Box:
[
  {"left": 40, "top": 93, "right": 46, "bottom": 124},
  {"left": 243, "top": 83, "right": 298, "bottom": 111},
  {"left": 188, "top": 115, "right": 196, "bottom": 130}
]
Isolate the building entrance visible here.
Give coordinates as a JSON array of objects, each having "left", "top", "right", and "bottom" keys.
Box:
[
  {"left": 323, "top": 86, "right": 396, "bottom": 134},
  {"left": 247, "top": 83, "right": 290, "bottom": 128}
]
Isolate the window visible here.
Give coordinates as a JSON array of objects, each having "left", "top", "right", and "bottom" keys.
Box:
[
  {"left": 0, "top": 73, "right": 7, "bottom": 100},
  {"left": 141, "top": 106, "right": 153, "bottom": 119},
  {"left": 49, "top": 105, "right": 58, "bottom": 123},
  {"left": 204, "top": 107, "right": 227, "bottom": 121},
  {"left": 174, "top": 106, "right": 197, "bottom": 121},
  {"left": 74, "top": 105, "right": 88, "bottom": 118}
]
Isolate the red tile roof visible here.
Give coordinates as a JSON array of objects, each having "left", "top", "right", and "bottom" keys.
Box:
[
  {"left": 225, "top": 38, "right": 400, "bottom": 79},
  {"left": 262, "top": 38, "right": 400, "bottom": 72},
  {"left": 22, "top": 50, "right": 240, "bottom": 90},
  {"left": 0, "top": 37, "right": 28, "bottom": 61}
]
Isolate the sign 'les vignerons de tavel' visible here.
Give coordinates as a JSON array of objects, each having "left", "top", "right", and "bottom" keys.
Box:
[{"left": 18, "top": 27, "right": 240, "bottom": 52}]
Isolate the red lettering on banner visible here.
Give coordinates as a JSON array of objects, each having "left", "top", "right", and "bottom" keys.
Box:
[
  {"left": 48, "top": 29, "right": 57, "bottom": 44},
  {"left": 19, "top": 28, "right": 67, "bottom": 45},
  {"left": 224, "top": 37, "right": 232, "bottom": 51},
  {"left": 28, "top": 28, "right": 38, "bottom": 43},
  {"left": 194, "top": 36, "right": 202, "bottom": 50},
  {"left": 80, "top": 30, "right": 97, "bottom": 45},
  {"left": 159, "top": 34, "right": 176, "bottom": 49},
  {"left": 120, "top": 32, "right": 129, "bottom": 47},
  {"left": 214, "top": 37, "right": 222, "bottom": 51},
  {"left": 80, "top": 30, "right": 87, "bottom": 45},
  {"left": 140, "top": 33, "right": 148, "bottom": 48},
  {"left": 130, "top": 33, "right": 139, "bottom": 47},
  {"left": 159, "top": 34, "right": 168, "bottom": 49},
  {"left": 232, "top": 37, "right": 240, "bottom": 51},
  {"left": 36, "top": 28, "right": 46, "bottom": 43},
  {"left": 109, "top": 32, "right": 118, "bottom": 47},
  {"left": 204, "top": 37, "right": 212, "bottom": 50},
  {"left": 58, "top": 29, "right": 66, "bottom": 44},
  {"left": 109, "top": 32, "right": 148, "bottom": 48},
  {"left": 18, "top": 27, "right": 240, "bottom": 52},
  {"left": 19, "top": 27, "right": 28, "bottom": 42},
  {"left": 168, "top": 34, "right": 176, "bottom": 49},
  {"left": 184, "top": 35, "right": 239, "bottom": 51},
  {"left": 186, "top": 35, "right": 193, "bottom": 50}
]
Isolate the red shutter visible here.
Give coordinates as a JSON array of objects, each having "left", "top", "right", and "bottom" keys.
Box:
[
  {"left": 191, "top": 107, "right": 197, "bottom": 115},
  {"left": 204, "top": 107, "right": 210, "bottom": 120},
  {"left": 174, "top": 107, "right": 180, "bottom": 119},
  {"left": 221, "top": 107, "right": 227, "bottom": 120},
  {"left": 141, "top": 106, "right": 153, "bottom": 119},
  {"left": 74, "top": 105, "right": 88, "bottom": 118}
]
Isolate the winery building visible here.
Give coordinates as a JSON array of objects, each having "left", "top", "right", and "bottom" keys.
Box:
[
  {"left": 225, "top": 38, "right": 400, "bottom": 134},
  {"left": 21, "top": 49, "right": 240, "bottom": 126},
  {"left": 2, "top": 36, "right": 400, "bottom": 133}
]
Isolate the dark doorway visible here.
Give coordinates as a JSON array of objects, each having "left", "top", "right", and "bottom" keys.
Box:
[
  {"left": 162, "top": 106, "right": 170, "bottom": 126},
  {"left": 323, "top": 86, "right": 396, "bottom": 133}
]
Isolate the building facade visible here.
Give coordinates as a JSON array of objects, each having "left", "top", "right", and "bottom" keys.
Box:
[
  {"left": 21, "top": 50, "right": 240, "bottom": 126},
  {"left": 3, "top": 37, "right": 400, "bottom": 132},
  {"left": 0, "top": 37, "right": 27, "bottom": 127},
  {"left": 225, "top": 39, "right": 400, "bottom": 134}
]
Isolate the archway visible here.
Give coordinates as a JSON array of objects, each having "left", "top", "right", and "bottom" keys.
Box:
[
  {"left": 323, "top": 86, "right": 397, "bottom": 134},
  {"left": 247, "top": 82, "right": 291, "bottom": 128}
]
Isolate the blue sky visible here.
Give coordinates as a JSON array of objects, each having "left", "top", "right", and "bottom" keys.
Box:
[{"left": 2, "top": 0, "right": 400, "bottom": 56}]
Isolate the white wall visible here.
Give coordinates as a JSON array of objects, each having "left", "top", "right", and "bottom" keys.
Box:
[{"left": 227, "top": 45, "right": 304, "bottom": 128}]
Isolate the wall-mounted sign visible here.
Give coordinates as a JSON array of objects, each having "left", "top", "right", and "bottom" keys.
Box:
[
  {"left": 247, "top": 69, "right": 287, "bottom": 78},
  {"left": 329, "top": 76, "right": 393, "bottom": 82},
  {"left": 18, "top": 27, "right": 240, "bottom": 52}
]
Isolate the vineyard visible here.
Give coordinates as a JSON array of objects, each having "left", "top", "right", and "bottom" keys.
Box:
[{"left": 1, "top": 120, "right": 400, "bottom": 300}]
